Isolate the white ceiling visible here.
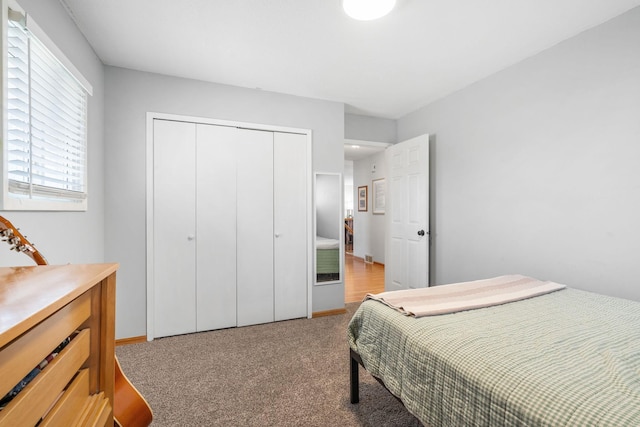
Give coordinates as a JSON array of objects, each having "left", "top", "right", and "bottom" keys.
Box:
[{"left": 61, "top": 0, "right": 640, "bottom": 119}]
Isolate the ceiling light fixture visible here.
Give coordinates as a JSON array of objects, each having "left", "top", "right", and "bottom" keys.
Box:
[{"left": 343, "top": 0, "right": 396, "bottom": 21}]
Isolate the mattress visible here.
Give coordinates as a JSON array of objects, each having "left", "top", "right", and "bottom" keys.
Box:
[{"left": 348, "top": 287, "right": 640, "bottom": 426}]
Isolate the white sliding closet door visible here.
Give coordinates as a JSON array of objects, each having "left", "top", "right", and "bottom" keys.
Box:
[
  {"left": 274, "top": 132, "right": 307, "bottom": 321},
  {"left": 196, "top": 124, "right": 237, "bottom": 331},
  {"left": 236, "top": 129, "right": 275, "bottom": 327},
  {"left": 153, "top": 119, "right": 197, "bottom": 338}
]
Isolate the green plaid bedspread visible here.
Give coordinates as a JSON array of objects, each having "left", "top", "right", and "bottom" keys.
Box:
[
  {"left": 317, "top": 248, "right": 339, "bottom": 274},
  {"left": 348, "top": 288, "right": 640, "bottom": 426}
]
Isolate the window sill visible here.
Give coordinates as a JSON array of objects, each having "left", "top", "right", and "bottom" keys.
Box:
[{"left": 1, "top": 196, "right": 87, "bottom": 212}]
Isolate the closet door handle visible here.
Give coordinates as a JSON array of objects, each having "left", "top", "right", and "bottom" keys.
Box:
[
  {"left": 275, "top": 233, "right": 281, "bottom": 238},
  {"left": 187, "top": 234, "right": 195, "bottom": 241}
]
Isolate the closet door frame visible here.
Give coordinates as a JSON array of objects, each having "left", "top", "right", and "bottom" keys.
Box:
[{"left": 145, "top": 112, "right": 313, "bottom": 341}]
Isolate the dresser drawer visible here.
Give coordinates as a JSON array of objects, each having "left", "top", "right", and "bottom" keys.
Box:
[
  {"left": 0, "top": 328, "right": 91, "bottom": 426},
  {"left": 0, "top": 291, "right": 91, "bottom": 400}
]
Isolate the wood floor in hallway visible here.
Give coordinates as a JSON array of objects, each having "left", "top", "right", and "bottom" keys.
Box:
[{"left": 344, "top": 252, "right": 385, "bottom": 303}]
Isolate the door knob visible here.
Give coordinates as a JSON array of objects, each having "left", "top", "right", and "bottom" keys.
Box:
[
  {"left": 187, "top": 235, "right": 195, "bottom": 241},
  {"left": 417, "top": 230, "right": 425, "bottom": 236}
]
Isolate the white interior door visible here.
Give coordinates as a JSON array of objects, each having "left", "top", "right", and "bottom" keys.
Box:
[
  {"left": 196, "top": 124, "right": 237, "bottom": 331},
  {"left": 385, "top": 134, "right": 429, "bottom": 291},
  {"left": 274, "top": 132, "right": 307, "bottom": 321},
  {"left": 237, "top": 129, "right": 275, "bottom": 327},
  {"left": 153, "top": 119, "right": 197, "bottom": 337}
]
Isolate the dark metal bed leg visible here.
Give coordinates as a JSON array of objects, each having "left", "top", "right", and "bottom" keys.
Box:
[{"left": 350, "top": 349, "right": 360, "bottom": 404}]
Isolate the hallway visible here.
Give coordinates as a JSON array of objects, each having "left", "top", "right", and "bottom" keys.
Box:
[{"left": 344, "top": 253, "right": 385, "bottom": 303}]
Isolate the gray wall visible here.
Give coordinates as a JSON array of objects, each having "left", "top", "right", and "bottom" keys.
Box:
[
  {"left": 345, "top": 113, "right": 396, "bottom": 143},
  {"left": 397, "top": 7, "right": 640, "bottom": 301},
  {"left": 104, "top": 67, "right": 345, "bottom": 338},
  {"left": 0, "top": 0, "right": 105, "bottom": 267}
]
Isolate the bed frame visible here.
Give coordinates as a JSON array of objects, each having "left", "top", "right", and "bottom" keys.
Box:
[
  {"left": 349, "top": 349, "right": 362, "bottom": 404},
  {"left": 350, "top": 348, "right": 400, "bottom": 405}
]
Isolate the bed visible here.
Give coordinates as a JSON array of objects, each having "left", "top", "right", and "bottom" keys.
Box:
[
  {"left": 348, "top": 275, "right": 640, "bottom": 426},
  {"left": 316, "top": 236, "right": 340, "bottom": 282}
]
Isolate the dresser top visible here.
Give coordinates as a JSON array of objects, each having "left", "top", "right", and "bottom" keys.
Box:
[{"left": 0, "top": 263, "right": 118, "bottom": 347}]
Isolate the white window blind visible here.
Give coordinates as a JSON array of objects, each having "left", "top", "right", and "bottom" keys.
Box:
[{"left": 5, "top": 15, "right": 88, "bottom": 205}]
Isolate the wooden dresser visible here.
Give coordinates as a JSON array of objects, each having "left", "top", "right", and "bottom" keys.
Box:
[{"left": 0, "top": 263, "right": 118, "bottom": 426}]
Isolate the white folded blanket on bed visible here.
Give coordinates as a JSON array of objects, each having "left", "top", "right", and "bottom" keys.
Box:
[{"left": 365, "top": 274, "right": 566, "bottom": 317}]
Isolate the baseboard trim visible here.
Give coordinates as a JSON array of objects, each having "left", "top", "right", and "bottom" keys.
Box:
[
  {"left": 312, "top": 308, "right": 347, "bottom": 318},
  {"left": 349, "top": 254, "right": 384, "bottom": 266},
  {"left": 116, "top": 335, "right": 147, "bottom": 346},
  {"left": 115, "top": 310, "right": 351, "bottom": 339}
]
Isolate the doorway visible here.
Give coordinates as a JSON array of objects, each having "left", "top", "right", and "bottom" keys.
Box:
[{"left": 343, "top": 139, "right": 390, "bottom": 302}]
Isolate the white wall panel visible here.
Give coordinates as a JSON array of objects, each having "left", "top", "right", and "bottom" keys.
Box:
[
  {"left": 153, "top": 119, "right": 197, "bottom": 337},
  {"left": 196, "top": 124, "right": 238, "bottom": 331},
  {"left": 274, "top": 132, "right": 308, "bottom": 321},
  {"left": 236, "top": 130, "right": 275, "bottom": 327}
]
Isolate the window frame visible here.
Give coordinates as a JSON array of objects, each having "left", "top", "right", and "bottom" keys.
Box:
[{"left": 1, "top": 0, "right": 92, "bottom": 211}]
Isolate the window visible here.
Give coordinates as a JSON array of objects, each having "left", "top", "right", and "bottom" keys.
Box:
[{"left": 2, "top": 3, "right": 91, "bottom": 210}]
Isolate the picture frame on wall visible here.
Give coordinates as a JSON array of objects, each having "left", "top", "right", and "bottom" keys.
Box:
[
  {"left": 358, "top": 186, "right": 368, "bottom": 212},
  {"left": 372, "top": 178, "right": 386, "bottom": 214}
]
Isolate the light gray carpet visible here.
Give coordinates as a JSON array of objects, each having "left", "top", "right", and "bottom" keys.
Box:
[{"left": 116, "top": 303, "right": 422, "bottom": 426}]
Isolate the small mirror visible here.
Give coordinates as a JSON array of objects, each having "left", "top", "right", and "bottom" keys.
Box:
[{"left": 314, "top": 173, "right": 342, "bottom": 284}]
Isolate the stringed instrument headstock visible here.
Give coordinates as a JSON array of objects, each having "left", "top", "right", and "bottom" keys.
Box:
[{"left": 0, "top": 215, "right": 48, "bottom": 266}]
